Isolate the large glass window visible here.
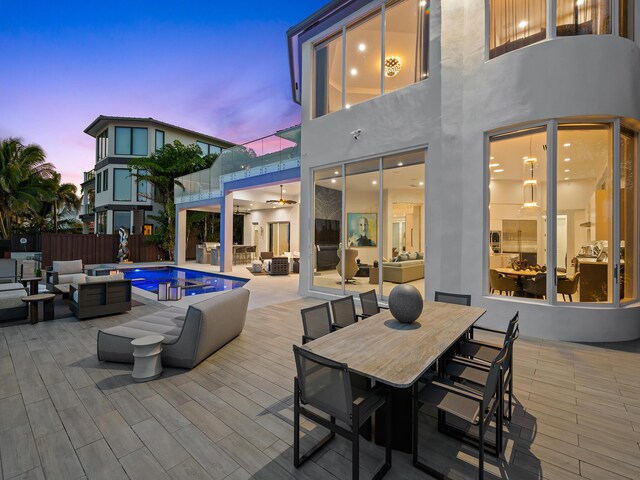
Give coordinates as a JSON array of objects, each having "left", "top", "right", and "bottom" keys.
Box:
[
  {"left": 196, "top": 141, "right": 222, "bottom": 157},
  {"left": 96, "top": 211, "right": 107, "bottom": 234},
  {"left": 489, "top": 0, "right": 547, "bottom": 59},
  {"left": 96, "top": 129, "right": 108, "bottom": 160},
  {"left": 96, "top": 172, "right": 102, "bottom": 193},
  {"left": 115, "top": 127, "right": 148, "bottom": 156},
  {"left": 556, "top": 0, "right": 611, "bottom": 36},
  {"left": 113, "top": 168, "right": 132, "bottom": 201},
  {"left": 312, "top": 150, "right": 426, "bottom": 298},
  {"left": 313, "top": 33, "right": 343, "bottom": 118},
  {"left": 137, "top": 169, "right": 148, "bottom": 202},
  {"left": 155, "top": 130, "right": 165, "bottom": 151},
  {"left": 488, "top": 127, "right": 548, "bottom": 300},
  {"left": 557, "top": 124, "right": 612, "bottom": 303},
  {"left": 620, "top": 129, "right": 637, "bottom": 302},
  {"left": 345, "top": 12, "right": 382, "bottom": 108},
  {"left": 113, "top": 211, "right": 131, "bottom": 232},
  {"left": 313, "top": 0, "right": 429, "bottom": 117}
]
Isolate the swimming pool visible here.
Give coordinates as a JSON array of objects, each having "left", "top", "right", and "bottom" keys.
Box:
[{"left": 121, "top": 266, "right": 248, "bottom": 296}]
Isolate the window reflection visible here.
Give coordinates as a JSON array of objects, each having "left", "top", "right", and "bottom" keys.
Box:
[
  {"left": 489, "top": 0, "right": 547, "bottom": 59},
  {"left": 556, "top": 0, "right": 611, "bottom": 36}
]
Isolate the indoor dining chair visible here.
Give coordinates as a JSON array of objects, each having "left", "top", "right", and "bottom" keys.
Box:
[
  {"left": 300, "top": 303, "right": 335, "bottom": 344},
  {"left": 293, "top": 345, "right": 391, "bottom": 480},
  {"left": 413, "top": 341, "right": 509, "bottom": 480},
  {"left": 358, "top": 289, "right": 388, "bottom": 318}
]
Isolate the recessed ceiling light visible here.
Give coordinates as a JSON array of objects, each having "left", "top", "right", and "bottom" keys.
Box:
[
  {"left": 564, "top": 158, "right": 571, "bottom": 162},
  {"left": 490, "top": 156, "right": 495, "bottom": 160},
  {"left": 372, "top": 180, "right": 377, "bottom": 185},
  {"left": 564, "top": 169, "right": 570, "bottom": 172},
  {"left": 272, "top": 206, "right": 276, "bottom": 208},
  {"left": 420, "top": 0, "right": 427, "bottom": 6},
  {"left": 345, "top": 104, "right": 351, "bottom": 109},
  {"left": 334, "top": 171, "right": 339, "bottom": 175},
  {"left": 331, "top": 179, "right": 336, "bottom": 183},
  {"left": 282, "top": 189, "right": 286, "bottom": 193},
  {"left": 250, "top": 203, "right": 253, "bottom": 206},
  {"left": 419, "top": 181, "right": 424, "bottom": 186},
  {"left": 494, "top": 169, "right": 504, "bottom": 173},
  {"left": 518, "top": 20, "right": 528, "bottom": 28},
  {"left": 564, "top": 177, "right": 569, "bottom": 180},
  {"left": 490, "top": 177, "right": 495, "bottom": 180},
  {"left": 563, "top": 143, "right": 571, "bottom": 147},
  {"left": 358, "top": 43, "right": 366, "bottom": 52},
  {"left": 397, "top": 162, "right": 403, "bottom": 166},
  {"left": 489, "top": 163, "right": 500, "bottom": 168},
  {"left": 350, "top": 68, "right": 358, "bottom": 76},
  {"left": 576, "top": 0, "right": 584, "bottom": 5}
]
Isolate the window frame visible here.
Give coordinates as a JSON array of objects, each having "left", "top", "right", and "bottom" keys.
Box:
[
  {"left": 96, "top": 172, "right": 102, "bottom": 193},
  {"left": 113, "top": 168, "right": 132, "bottom": 202},
  {"left": 484, "top": 117, "right": 638, "bottom": 308},
  {"left": 155, "top": 129, "right": 165, "bottom": 152},
  {"left": 114, "top": 126, "right": 148, "bottom": 156}
]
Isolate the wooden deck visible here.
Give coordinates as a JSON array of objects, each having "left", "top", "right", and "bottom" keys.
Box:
[{"left": 0, "top": 296, "right": 639, "bottom": 479}]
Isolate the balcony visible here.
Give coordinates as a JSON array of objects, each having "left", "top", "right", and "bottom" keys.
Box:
[
  {"left": 82, "top": 169, "right": 95, "bottom": 184},
  {"left": 175, "top": 125, "right": 300, "bottom": 204}
]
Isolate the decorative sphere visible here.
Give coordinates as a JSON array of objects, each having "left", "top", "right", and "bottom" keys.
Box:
[{"left": 388, "top": 285, "right": 423, "bottom": 323}]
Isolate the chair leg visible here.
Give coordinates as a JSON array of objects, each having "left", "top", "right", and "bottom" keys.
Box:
[
  {"left": 569, "top": 294, "right": 572, "bottom": 302},
  {"left": 294, "top": 378, "right": 300, "bottom": 467},
  {"left": 412, "top": 384, "right": 419, "bottom": 466},
  {"left": 352, "top": 408, "right": 360, "bottom": 480},
  {"left": 479, "top": 415, "right": 485, "bottom": 480},
  {"left": 385, "top": 389, "right": 392, "bottom": 467},
  {"left": 496, "top": 377, "right": 503, "bottom": 457}
]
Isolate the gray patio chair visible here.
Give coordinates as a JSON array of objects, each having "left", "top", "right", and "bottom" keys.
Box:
[
  {"left": 358, "top": 289, "right": 388, "bottom": 318},
  {"left": 0, "top": 259, "right": 18, "bottom": 283},
  {"left": 454, "top": 312, "right": 519, "bottom": 421},
  {"left": 300, "top": 303, "right": 335, "bottom": 344},
  {"left": 330, "top": 295, "right": 363, "bottom": 329},
  {"left": 434, "top": 290, "right": 471, "bottom": 306},
  {"left": 413, "top": 341, "right": 509, "bottom": 480},
  {"left": 293, "top": 345, "right": 391, "bottom": 480}
]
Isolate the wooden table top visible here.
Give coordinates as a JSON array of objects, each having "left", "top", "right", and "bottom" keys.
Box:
[
  {"left": 302, "top": 301, "right": 486, "bottom": 388},
  {"left": 495, "top": 267, "right": 566, "bottom": 278},
  {"left": 22, "top": 293, "right": 55, "bottom": 302}
]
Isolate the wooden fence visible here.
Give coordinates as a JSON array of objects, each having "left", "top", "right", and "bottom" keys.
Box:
[
  {"left": 11, "top": 234, "right": 41, "bottom": 252},
  {"left": 40, "top": 233, "right": 164, "bottom": 267}
]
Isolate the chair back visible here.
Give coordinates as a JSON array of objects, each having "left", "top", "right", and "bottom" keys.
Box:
[
  {"left": 0, "top": 259, "right": 17, "bottom": 283},
  {"left": 503, "top": 311, "right": 519, "bottom": 345},
  {"left": 434, "top": 291, "right": 471, "bottom": 306},
  {"left": 524, "top": 273, "right": 546, "bottom": 296},
  {"left": 293, "top": 345, "right": 352, "bottom": 422},
  {"left": 301, "top": 303, "right": 333, "bottom": 341},
  {"left": 359, "top": 289, "right": 380, "bottom": 317},
  {"left": 482, "top": 340, "right": 510, "bottom": 410},
  {"left": 330, "top": 296, "right": 358, "bottom": 327},
  {"left": 260, "top": 251, "right": 274, "bottom": 260}
]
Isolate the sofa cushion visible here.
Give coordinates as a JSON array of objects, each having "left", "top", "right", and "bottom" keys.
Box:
[
  {"left": 0, "top": 283, "right": 25, "bottom": 292},
  {"left": 53, "top": 260, "right": 83, "bottom": 275},
  {"left": 416, "top": 252, "right": 424, "bottom": 259},
  {"left": 101, "top": 310, "right": 186, "bottom": 344},
  {"left": 58, "top": 273, "right": 87, "bottom": 285},
  {"left": 0, "top": 289, "right": 28, "bottom": 309},
  {"left": 407, "top": 252, "right": 417, "bottom": 260},
  {"left": 85, "top": 273, "right": 124, "bottom": 283}
]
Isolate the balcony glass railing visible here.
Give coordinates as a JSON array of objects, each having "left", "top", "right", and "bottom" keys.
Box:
[
  {"left": 175, "top": 125, "right": 301, "bottom": 204},
  {"left": 84, "top": 170, "right": 95, "bottom": 182}
]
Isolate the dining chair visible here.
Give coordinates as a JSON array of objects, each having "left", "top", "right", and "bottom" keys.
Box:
[
  {"left": 413, "top": 341, "right": 509, "bottom": 480},
  {"left": 454, "top": 312, "right": 519, "bottom": 421},
  {"left": 293, "top": 345, "right": 391, "bottom": 480},
  {"left": 522, "top": 273, "right": 546, "bottom": 299},
  {"left": 358, "top": 289, "right": 388, "bottom": 318},
  {"left": 442, "top": 330, "right": 517, "bottom": 453},
  {"left": 434, "top": 291, "right": 471, "bottom": 306},
  {"left": 330, "top": 295, "right": 363, "bottom": 329},
  {"left": 489, "top": 269, "right": 518, "bottom": 296},
  {"left": 300, "top": 303, "right": 334, "bottom": 344},
  {"left": 557, "top": 272, "right": 580, "bottom": 302}
]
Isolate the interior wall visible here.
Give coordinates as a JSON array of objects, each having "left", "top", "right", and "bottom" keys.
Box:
[{"left": 243, "top": 204, "right": 300, "bottom": 256}]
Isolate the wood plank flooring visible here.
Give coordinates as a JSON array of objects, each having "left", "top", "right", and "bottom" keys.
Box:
[{"left": 0, "top": 295, "right": 639, "bottom": 479}]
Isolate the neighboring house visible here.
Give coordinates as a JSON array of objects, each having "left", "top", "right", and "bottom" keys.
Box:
[
  {"left": 80, "top": 116, "right": 233, "bottom": 235},
  {"left": 286, "top": 0, "right": 640, "bottom": 341}
]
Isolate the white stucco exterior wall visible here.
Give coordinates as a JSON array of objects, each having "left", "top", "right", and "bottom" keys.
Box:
[{"left": 296, "top": 0, "right": 640, "bottom": 341}]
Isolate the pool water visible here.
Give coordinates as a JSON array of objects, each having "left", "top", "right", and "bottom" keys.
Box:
[{"left": 121, "top": 267, "right": 248, "bottom": 296}]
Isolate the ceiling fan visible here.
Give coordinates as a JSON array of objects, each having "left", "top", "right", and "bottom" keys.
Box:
[
  {"left": 234, "top": 205, "right": 250, "bottom": 216},
  {"left": 266, "top": 185, "right": 297, "bottom": 205}
]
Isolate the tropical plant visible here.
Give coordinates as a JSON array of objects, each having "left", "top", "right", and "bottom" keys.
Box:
[
  {"left": 0, "top": 138, "right": 55, "bottom": 239},
  {"left": 128, "top": 141, "right": 218, "bottom": 259}
]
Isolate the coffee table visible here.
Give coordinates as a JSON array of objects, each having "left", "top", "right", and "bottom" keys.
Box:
[
  {"left": 22, "top": 293, "right": 56, "bottom": 324},
  {"left": 131, "top": 335, "right": 164, "bottom": 382}
]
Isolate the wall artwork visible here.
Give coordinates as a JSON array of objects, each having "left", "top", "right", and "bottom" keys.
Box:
[{"left": 347, "top": 213, "right": 377, "bottom": 247}]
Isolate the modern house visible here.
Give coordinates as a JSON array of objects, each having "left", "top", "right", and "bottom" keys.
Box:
[
  {"left": 283, "top": 0, "right": 639, "bottom": 341},
  {"left": 80, "top": 116, "right": 233, "bottom": 235}
]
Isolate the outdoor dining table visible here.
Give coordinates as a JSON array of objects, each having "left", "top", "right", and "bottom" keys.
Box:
[{"left": 302, "top": 300, "right": 486, "bottom": 453}]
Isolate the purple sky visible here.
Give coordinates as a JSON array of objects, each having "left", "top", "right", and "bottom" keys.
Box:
[{"left": 0, "top": 1, "right": 326, "bottom": 188}]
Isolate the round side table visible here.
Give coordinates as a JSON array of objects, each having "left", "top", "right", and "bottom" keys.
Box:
[
  {"left": 21, "top": 293, "right": 56, "bottom": 324},
  {"left": 131, "top": 335, "right": 164, "bottom": 382}
]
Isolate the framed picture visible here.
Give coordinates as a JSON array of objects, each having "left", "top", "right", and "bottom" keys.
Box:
[
  {"left": 143, "top": 224, "right": 153, "bottom": 236},
  {"left": 347, "top": 213, "right": 377, "bottom": 247}
]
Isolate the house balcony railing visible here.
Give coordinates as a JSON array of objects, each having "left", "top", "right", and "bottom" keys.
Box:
[
  {"left": 83, "top": 170, "right": 95, "bottom": 183},
  {"left": 175, "top": 125, "right": 300, "bottom": 204}
]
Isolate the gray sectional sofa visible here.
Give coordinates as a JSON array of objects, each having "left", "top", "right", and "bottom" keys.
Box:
[{"left": 97, "top": 287, "right": 250, "bottom": 369}]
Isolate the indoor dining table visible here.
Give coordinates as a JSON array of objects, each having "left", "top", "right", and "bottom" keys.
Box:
[{"left": 302, "top": 300, "right": 486, "bottom": 452}]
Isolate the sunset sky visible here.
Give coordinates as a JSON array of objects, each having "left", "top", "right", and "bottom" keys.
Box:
[{"left": 0, "top": 0, "right": 327, "bottom": 187}]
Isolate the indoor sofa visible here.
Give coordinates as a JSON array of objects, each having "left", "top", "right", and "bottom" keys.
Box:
[
  {"left": 382, "top": 253, "right": 425, "bottom": 283},
  {"left": 97, "top": 287, "right": 250, "bottom": 369},
  {"left": 70, "top": 273, "right": 132, "bottom": 320}
]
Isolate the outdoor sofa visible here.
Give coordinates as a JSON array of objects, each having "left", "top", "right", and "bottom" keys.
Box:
[
  {"left": 46, "top": 260, "right": 87, "bottom": 292},
  {"left": 97, "top": 287, "right": 250, "bottom": 369},
  {"left": 0, "top": 284, "right": 28, "bottom": 322},
  {"left": 69, "top": 273, "right": 132, "bottom": 320}
]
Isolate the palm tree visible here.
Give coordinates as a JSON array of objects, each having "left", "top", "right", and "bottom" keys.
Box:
[
  {"left": 48, "top": 173, "right": 81, "bottom": 232},
  {"left": 0, "top": 138, "right": 54, "bottom": 239}
]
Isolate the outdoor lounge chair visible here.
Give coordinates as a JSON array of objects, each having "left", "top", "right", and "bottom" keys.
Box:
[
  {"left": 97, "top": 287, "right": 250, "bottom": 369},
  {"left": 0, "top": 286, "right": 28, "bottom": 322},
  {"left": 0, "top": 259, "right": 18, "bottom": 283},
  {"left": 69, "top": 273, "right": 132, "bottom": 320},
  {"left": 46, "top": 260, "right": 87, "bottom": 292}
]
